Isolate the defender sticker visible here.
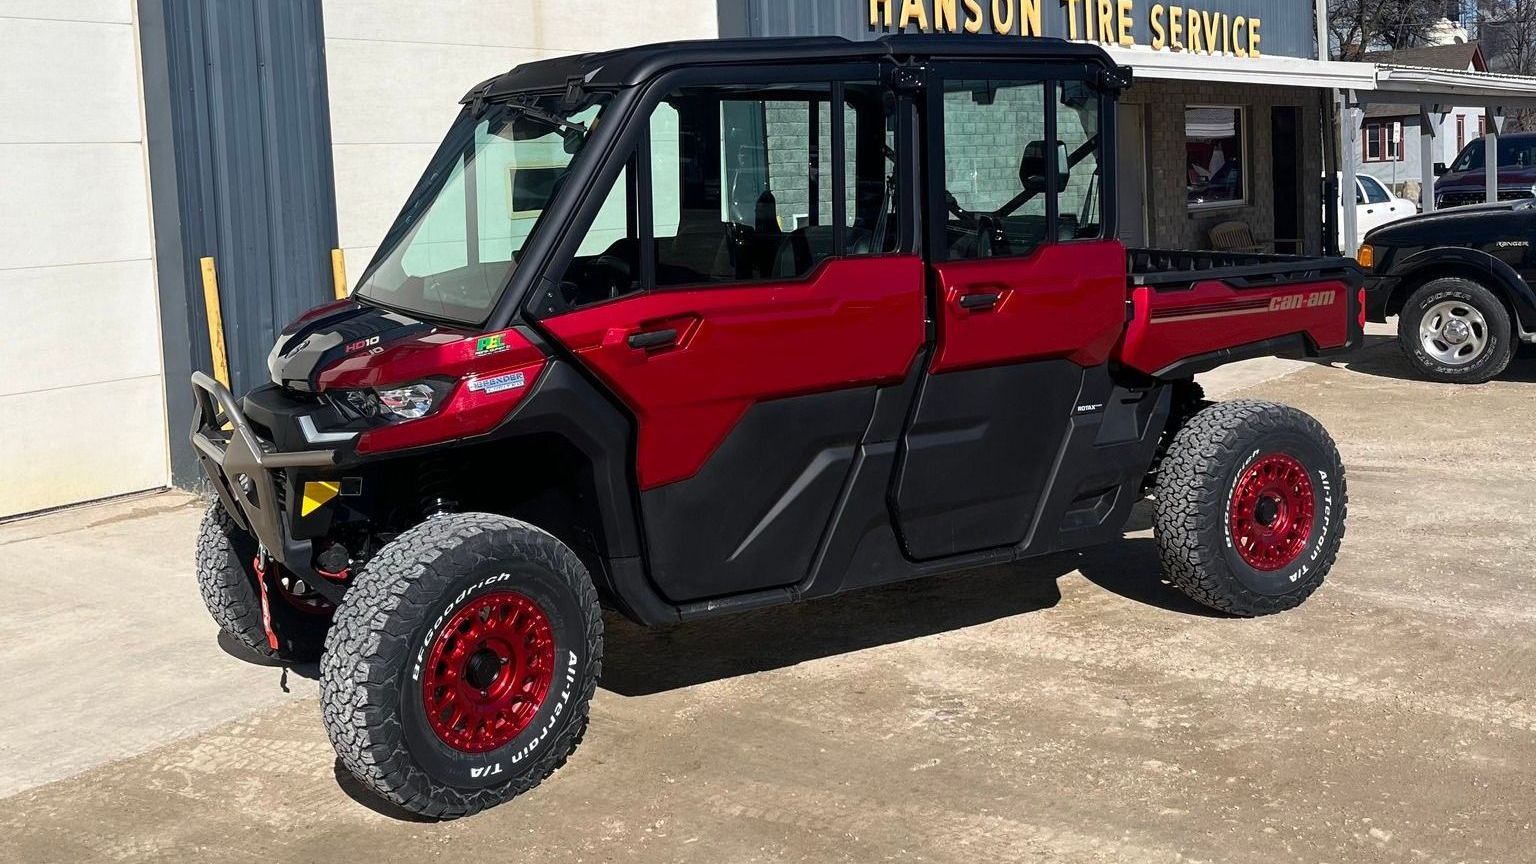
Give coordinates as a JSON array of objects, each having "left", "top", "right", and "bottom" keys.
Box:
[{"left": 467, "top": 371, "right": 527, "bottom": 394}]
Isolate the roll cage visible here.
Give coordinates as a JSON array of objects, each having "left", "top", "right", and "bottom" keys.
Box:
[{"left": 351, "top": 35, "right": 1126, "bottom": 333}]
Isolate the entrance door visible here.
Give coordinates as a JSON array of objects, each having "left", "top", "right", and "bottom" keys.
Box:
[
  {"left": 891, "top": 68, "right": 1126, "bottom": 560},
  {"left": 540, "top": 72, "right": 927, "bottom": 603},
  {"left": 1117, "top": 104, "right": 1149, "bottom": 247},
  {"left": 1271, "top": 106, "right": 1302, "bottom": 253}
]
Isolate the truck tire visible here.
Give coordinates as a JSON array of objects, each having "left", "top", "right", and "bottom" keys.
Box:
[
  {"left": 1398, "top": 277, "right": 1513, "bottom": 384},
  {"left": 195, "top": 500, "right": 328, "bottom": 662},
  {"left": 320, "top": 513, "right": 602, "bottom": 820},
  {"left": 1153, "top": 400, "right": 1346, "bottom": 616}
]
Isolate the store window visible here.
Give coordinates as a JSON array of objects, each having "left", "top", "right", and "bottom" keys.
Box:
[
  {"left": 1186, "top": 106, "right": 1244, "bottom": 209},
  {"left": 1363, "top": 121, "right": 1403, "bottom": 163}
]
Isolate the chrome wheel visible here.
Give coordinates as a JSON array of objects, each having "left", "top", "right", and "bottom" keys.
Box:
[{"left": 1418, "top": 300, "right": 1488, "bottom": 366}]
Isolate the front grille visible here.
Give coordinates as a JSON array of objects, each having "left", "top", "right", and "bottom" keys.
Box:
[
  {"left": 1438, "top": 189, "right": 1534, "bottom": 208},
  {"left": 272, "top": 469, "right": 288, "bottom": 513}
]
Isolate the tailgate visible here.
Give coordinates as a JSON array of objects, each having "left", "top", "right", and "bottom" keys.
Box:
[{"left": 1117, "top": 254, "right": 1364, "bottom": 377}]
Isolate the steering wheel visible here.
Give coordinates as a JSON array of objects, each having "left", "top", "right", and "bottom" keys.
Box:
[{"left": 591, "top": 255, "right": 634, "bottom": 300}]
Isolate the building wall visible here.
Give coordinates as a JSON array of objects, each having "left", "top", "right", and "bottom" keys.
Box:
[
  {"left": 323, "top": 0, "right": 721, "bottom": 284},
  {"left": 0, "top": 1, "right": 168, "bottom": 517},
  {"left": 1122, "top": 80, "right": 1325, "bottom": 253},
  {"left": 1359, "top": 107, "right": 1485, "bottom": 200}
]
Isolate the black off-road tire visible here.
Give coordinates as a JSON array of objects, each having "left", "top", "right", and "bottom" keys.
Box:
[
  {"left": 320, "top": 513, "right": 602, "bottom": 820},
  {"left": 1153, "top": 400, "right": 1347, "bottom": 616},
  {"left": 1398, "top": 277, "right": 1513, "bottom": 384},
  {"left": 195, "top": 499, "right": 328, "bottom": 662}
]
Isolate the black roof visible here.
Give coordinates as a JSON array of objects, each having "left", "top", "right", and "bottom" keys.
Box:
[{"left": 466, "top": 35, "right": 1117, "bottom": 102}]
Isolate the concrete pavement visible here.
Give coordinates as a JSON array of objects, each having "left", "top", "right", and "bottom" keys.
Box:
[{"left": 2, "top": 328, "right": 1534, "bottom": 863}]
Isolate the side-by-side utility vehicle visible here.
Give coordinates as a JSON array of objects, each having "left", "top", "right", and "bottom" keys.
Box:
[{"left": 192, "top": 35, "right": 1362, "bottom": 818}]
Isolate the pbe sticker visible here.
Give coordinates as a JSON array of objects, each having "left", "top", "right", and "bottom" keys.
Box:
[
  {"left": 467, "top": 371, "right": 526, "bottom": 394},
  {"left": 475, "top": 333, "right": 508, "bottom": 355}
]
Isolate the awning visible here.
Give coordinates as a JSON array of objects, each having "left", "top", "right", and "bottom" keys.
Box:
[
  {"left": 1366, "top": 63, "right": 1536, "bottom": 110},
  {"left": 1100, "top": 45, "right": 1377, "bottom": 91}
]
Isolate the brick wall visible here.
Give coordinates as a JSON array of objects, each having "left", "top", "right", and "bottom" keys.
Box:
[{"left": 1120, "top": 80, "right": 1324, "bottom": 253}]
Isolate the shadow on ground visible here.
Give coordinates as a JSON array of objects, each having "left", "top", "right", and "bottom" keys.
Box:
[
  {"left": 1309, "top": 333, "right": 1536, "bottom": 383},
  {"left": 602, "top": 528, "right": 1229, "bottom": 697}
]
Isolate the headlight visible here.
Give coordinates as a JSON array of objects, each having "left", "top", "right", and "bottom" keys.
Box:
[
  {"left": 335, "top": 380, "right": 450, "bottom": 422},
  {"left": 375, "top": 383, "right": 438, "bottom": 419}
]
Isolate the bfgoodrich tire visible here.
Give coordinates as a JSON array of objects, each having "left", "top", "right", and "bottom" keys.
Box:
[
  {"left": 195, "top": 500, "right": 328, "bottom": 662},
  {"left": 1398, "top": 277, "right": 1513, "bottom": 384},
  {"left": 320, "top": 513, "right": 602, "bottom": 820},
  {"left": 1153, "top": 400, "right": 1346, "bottom": 617}
]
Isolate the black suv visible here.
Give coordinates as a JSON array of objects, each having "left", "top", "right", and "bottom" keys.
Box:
[{"left": 1360, "top": 199, "right": 1536, "bottom": 382}]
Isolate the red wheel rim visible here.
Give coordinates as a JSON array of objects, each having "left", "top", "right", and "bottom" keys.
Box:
[
  {"left": 1228, "top": 453, "right": 1316, "bottom": 571},
  {"left": 421, "top": 591, "right": 555, "bottom": 753}
]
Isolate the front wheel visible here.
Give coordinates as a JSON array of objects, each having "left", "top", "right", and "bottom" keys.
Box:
[
  {"left": 195, "top": 500, "right": 329, "bottom": 662},
  {"left": 1397, "top": 277, "right": 1513, "bottom": 384},
  {"left": 319, "top": 513, "right": 602, "bottom": 820},
  {"left": 1153, "top": 400, "right": 1347, "bottom": 616}
]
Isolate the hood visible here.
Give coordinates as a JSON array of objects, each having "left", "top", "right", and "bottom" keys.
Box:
[
  {"left": 267, "top": 301, "right": 445, "bottom": 392},
  {"left": 1436, "top": 164, "right": 1536, "bottom": 191},
  {"left": 1364, "top": 199, "right": 1535, "bottom": 246}
]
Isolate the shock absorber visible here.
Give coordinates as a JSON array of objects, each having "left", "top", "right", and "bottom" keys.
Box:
[{"left": 418, "top": 457, "right": 459, "bottom": 518}]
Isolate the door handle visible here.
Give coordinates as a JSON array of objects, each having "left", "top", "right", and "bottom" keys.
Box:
[
  {"left": 627, "top": 327, "right": 678, "bottom": 350},
  {"left": 958, "top": 292, "right": 1001, "bottom": 310}
]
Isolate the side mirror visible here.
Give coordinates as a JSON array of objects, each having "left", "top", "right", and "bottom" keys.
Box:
[{"left": 1433, "top": 162, "right": 1449, "bottom": 176}]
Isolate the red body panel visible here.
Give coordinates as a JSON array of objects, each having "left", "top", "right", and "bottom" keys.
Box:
[
  {"left": 541, "top": 256, "right": 927, "bottom": 489},
  {"left": 1116, "top": 277, "right": 1352, "bottom": 376},
  {"left": 929, "top": 239, "right": 1127, "bottom": 373},
  {"left": 317, "top": 327, "right": 548, "bottom": 455}
]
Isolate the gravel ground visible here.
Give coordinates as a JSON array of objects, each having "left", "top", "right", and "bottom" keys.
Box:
[{"left": 2, "top": 332, "right": 1533, "bottom": 863}]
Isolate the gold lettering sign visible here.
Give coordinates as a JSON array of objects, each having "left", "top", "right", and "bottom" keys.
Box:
[{"left": 868, "top": 0, "right": 1264, "bottom": 57}]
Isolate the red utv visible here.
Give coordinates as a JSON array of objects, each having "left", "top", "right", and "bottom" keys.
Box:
[{"left": 191, "top": 35, "right": 1362, "bottom": 818}]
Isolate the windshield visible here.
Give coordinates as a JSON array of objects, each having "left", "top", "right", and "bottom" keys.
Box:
[
  {"left": 1449, "top": 136, "right": 1536, "bottom": 174},
  {"left": 355, "top": 93, "right": 611, "bottom": 323}
]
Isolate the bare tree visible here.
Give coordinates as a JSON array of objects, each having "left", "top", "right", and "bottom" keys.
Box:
[
  {"left": 1477, "top": 0, "right": 1536, "bottom": 128},
  {"left": 1328, "top": 0, "right": 1459, "bottom": 57}
]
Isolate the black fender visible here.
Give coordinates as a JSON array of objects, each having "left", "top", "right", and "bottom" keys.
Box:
[{"left": 1382, "top": 246, "right": 1536, "bottom": 330}]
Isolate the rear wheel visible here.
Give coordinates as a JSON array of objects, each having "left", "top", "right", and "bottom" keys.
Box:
[
  {"left": 194, "top": 500, "right": 329, "bottom": 662},
  {"left": 320, "top": 513, "right": 602, "bottom": 820},
  {"left": 1398, "top": 277, "right": 1513, "bottom": 384},
  {"left": 1153, "top": 400, "right": 1346, "bottom": 616}
]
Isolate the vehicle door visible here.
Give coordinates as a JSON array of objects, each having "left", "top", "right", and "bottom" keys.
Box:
[
  {"left": 890, "top": 65, "right": 1126, "bottom": 560},
  {"left": 532, "top": 67, "right": 926, "bottom": 604},
  {"left": 1357, "top": 175, "right": 1398, "bottom": 238}
]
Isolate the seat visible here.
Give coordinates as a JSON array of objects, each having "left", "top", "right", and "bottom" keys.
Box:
[{"left": 1207, "top": 220, "right": 1271, "bottom": 253}]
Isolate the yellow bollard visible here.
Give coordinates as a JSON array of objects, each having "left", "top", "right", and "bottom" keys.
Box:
[
  {"left": 331, "top": 248, "right": 348, "bottom": 300},
  {"left": 199, "top": 256, "right": 231, "bottom": 390}
]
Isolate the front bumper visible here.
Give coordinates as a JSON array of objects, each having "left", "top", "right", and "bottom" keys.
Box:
[{"left": 190, "top": 372, "right": 344, "bottom": 600}]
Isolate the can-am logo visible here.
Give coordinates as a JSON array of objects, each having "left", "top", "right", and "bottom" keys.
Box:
[{"left": 1268, "top": 290, "right": 1336, "bottom": 311}]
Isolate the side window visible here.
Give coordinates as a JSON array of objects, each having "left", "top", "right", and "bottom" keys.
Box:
[
  {"left": 650, "top": 80, "right": 898, "bottom": 288},
  {"left": 544, "top": 160, "right": 641, "bottom": 313},
  {"left": 1056, "top": 81, "right": 1102, "bottom": 239},
  {"left": 844, "top": 83, "right": 901, "bottom": 254},
  {"left": 652, "top": 84, "right": 834, "bottom": 287},
  {"left": 1360, "top": 175, "right": 1390, "bottom": 204},
  {"left": 540, "top": 78, "right": 900, "bottom": 315},
  {"left": 941, "top": 79, "right": 1049, "bottom": 260}
]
